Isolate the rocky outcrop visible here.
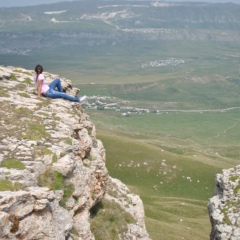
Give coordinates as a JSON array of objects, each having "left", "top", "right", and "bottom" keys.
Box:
[
  {"left": 208, "top": 165, "right": 240, "bottom": 240},
  {"left": 106, "top": 177, "right": 150, "bottom": 239},
  {"left": 0, "top": 66, "right": 150, "bottom": 240}
]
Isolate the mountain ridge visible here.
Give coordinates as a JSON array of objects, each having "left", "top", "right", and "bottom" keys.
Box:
[
  {"left": 0, "top": 1, "right": 239, "bottom": 57},
  {"left": 0, "top": 0, "right": 240, "bottom": 8}
]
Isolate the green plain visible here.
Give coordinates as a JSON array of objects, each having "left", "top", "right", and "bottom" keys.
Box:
[{"left": 1, "top": 38, "right": 239, "bottom": 240}]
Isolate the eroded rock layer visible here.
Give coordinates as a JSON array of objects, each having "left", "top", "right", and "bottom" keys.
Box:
[
  {"left": 208, "top": 166, "right": 240, "bottom": 240},
  {"left": 0, "top": 66, "right": 150, "bottom": 240}
]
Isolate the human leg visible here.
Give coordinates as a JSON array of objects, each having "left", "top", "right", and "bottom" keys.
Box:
[
  {"left": 48, "top": 78, "right": 63, "bottom": 92},
  {"left": 44, "top": 89, "right": 80, "bottom": 102}
]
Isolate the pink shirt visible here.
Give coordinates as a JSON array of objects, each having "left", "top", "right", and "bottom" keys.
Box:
[{"left": 34, "top": 73, "right": 50, "bottom": 93}]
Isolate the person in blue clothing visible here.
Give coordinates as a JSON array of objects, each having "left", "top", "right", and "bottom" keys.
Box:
[{"left": 34, "top": 64, "right": 86, "bottom": 103}]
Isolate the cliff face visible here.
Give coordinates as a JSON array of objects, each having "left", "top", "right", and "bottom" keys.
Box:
[
  {"left": 0, "top": 66, "right": 150, "bottom": 240},
  {"left": 208, "top": 166, "right": 240, "bottom": 240}
]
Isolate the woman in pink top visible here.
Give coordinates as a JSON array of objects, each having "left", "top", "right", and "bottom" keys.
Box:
[{"left": 34, "top": 65, "right": 86, "bottom": 103}]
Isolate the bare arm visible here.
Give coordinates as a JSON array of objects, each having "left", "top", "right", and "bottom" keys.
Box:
[{"left": 37, "top": 80, "right": 43, "bottom": 98}]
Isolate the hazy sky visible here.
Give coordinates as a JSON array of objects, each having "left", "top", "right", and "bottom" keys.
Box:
[
  {"left": 0, "top": 0, "right": 239, "bottom": 7},
  {"left": 0, "top": 0, "right": 76, "bottom": 7}
]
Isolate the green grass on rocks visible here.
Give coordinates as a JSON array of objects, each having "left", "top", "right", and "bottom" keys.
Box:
[
  {"left": 1, "top": 159, "right": 26, "bottom": 170},
  {"left": 90, "top": 198, "right": 136, "bottom": 240}
]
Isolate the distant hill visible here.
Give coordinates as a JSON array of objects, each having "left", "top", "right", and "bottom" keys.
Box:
[
  {"left": 0, "top": 0, "right": 240, "bottom": 8},
  {"left": 0, "top": 0, "right": 239, "bottom": 55}
]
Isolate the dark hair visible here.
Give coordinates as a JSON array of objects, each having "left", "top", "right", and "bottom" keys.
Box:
[
  {"left": 34, "top": 65, "right": 43, "bottom": 83},
  {"left": 35, "top": 64, "right": 43, "bottom": 74}
]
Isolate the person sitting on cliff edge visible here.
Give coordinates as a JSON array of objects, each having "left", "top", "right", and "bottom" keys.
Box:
[{"left": 34, "top": 64, "right": 86, "bottom": 103}]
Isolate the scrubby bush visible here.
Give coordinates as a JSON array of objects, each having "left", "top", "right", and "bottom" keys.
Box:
[{"left": 90, "top": 199, "right": 135, "bottom": 240}]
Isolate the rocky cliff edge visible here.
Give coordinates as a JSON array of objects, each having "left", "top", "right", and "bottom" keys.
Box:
[
  {"left": 0, "top": 65, "right": 150, "bottom": 240},
  {"left": 208, "top": 165, "right": 240, "bottom": 240}
]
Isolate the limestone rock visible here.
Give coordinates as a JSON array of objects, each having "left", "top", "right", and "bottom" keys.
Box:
[
  {"left": 106, "top": 177, "right": 151, "bottom": 240},
  {"left": 208, "top": 165, "right": 240, "bottom": 240},
  {"left": 0, "top": 65, "right": 150, "bottom": 240}
]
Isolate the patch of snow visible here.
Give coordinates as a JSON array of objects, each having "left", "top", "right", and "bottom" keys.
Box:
[
  {"left": 81, "top": 10, "right": 134, "bottom": 20},
  {"left": 98, "top": 4, "right": 149, "bottom": 9},
  {"left": 51, "top": 18, "right": 73, "bottom": 23},
  {"left": 44, "top": 10, "right": 68, "bottom": 15},
  {"left": 151, "top": 2, "right": 179, "bottom": 7}
]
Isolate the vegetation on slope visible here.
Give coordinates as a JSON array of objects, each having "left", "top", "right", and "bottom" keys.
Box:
[{"left": 0, "top": 1, "right": 239, "bottom": 239}]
